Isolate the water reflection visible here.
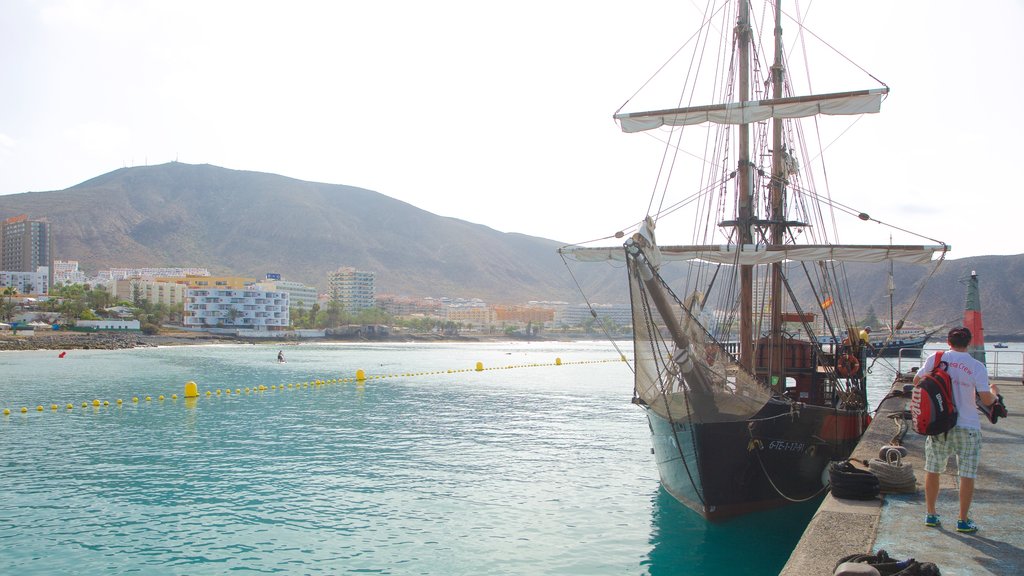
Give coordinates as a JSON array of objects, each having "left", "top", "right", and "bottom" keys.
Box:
[{"left": 642, "top": 488, "right": 823, "bottom": 576}]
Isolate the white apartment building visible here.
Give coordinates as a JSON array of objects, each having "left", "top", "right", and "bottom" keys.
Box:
[
  {"left": 184, "top": 288, "right": 289, "bottom": 330},
  {"left": 53, "top": 260, "right": 87, "bottom": 285},
  {"left": 97, "top": 267, "right": 211, "bottom": 282},
  {"left": 328, "top": 267, "right": 375, "bottom": 313},
  {"left": 255, "top": 278, "right": 319, "bottom": 309},
  {"left": 554, "top": 303, "right": 632, "bottom": 328},
  {"left": 0, "top": 266, "right": 50, "bottom": 295}
]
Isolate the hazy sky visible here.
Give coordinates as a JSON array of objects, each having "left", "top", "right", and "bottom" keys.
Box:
[{"left": 2, "top": 0, "right": 1022, "bottom": 259}]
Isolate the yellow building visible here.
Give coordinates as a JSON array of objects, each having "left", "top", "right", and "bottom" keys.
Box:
[
  {"left": 110, "top": 278, "right": 187, "bottom": 306},
  {"left": 445, "top": 306, "right": 495, "bottom": 327},
  {"left": 493, "top": 305, "right": 555, "bottom": 324},
  {"left": 156, "top": 275, "right": 256, "bottom": 290}
]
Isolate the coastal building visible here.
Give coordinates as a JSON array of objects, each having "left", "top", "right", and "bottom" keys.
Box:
[
  {"left": 109, "top": 278, "right": 188, "bottom": 307},
  {"left": 376, "top": 294, "right": 446, "bottom": 319},
  {"left": 328, "top": 267, "right": 375, "bottom": 313},
  {"left": 444, "top": 301, "right": 495, "bottom": 328},
  {"left": 52, "top": 260, "right": 87, "bottom": 286},
  {"left": 183, "top": 287, "right": 289, "bottom": 330},
  {"left": 255, "top": 276, "right": 319, "bottom": 309},
  {"left": 0, "top": 267, "right": 50, "bottom": 295},
  {"left": 553, "top": 303, "right": 632, "bottom": 328},
  {"left": 493, "top": 304, "right": 556, "bottom": 326},
  {"left": 158, "top": 275, "right": 255, "bottom": 290},
  {"left": 97, "top": 267, "right": 211, "bottom": 282},
  {"left": 75, "top": 319, "right": 142, "bottom": 331},
  {"left": 1, "top": 215, "right": 52, "bottom": 287}
]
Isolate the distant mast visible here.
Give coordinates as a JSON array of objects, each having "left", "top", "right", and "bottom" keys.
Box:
[{"left": 963, "top": 270, "right": 986, "bottom": 363}]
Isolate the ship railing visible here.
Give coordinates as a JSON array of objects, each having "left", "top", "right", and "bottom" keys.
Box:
[{"left": 894, "top": 347, "right": 1024, "bottom": 381}]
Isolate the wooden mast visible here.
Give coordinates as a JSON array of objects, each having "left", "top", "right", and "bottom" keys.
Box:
[
  {"left": 737, "top": 0, "right": 754, "bottom": 370},
  {"left": 769, "top": 0, "right": 786, "bottom": 390}
]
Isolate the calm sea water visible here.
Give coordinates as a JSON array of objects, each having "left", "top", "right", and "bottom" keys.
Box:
[{"left": 3, "top": 340, "right": 1013, "bottom": 575}]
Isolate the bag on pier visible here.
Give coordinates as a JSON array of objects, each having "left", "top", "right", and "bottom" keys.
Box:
[
  {"left": 910, "top": 351, "right": 957, "bottom": 436},
  {"left": 834, "top": 549, "right": 940, "bottom": 575}
]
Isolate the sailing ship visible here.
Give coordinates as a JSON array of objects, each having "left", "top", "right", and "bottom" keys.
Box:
[
  {"left": 817, "top": 327, "right": 933, "bottom": 358},
  {"left": 868, "top": 328, "right": 931, "bottom": 357},
  {"left": 561, "top": 0, "right": 947, "bottom": 521}
]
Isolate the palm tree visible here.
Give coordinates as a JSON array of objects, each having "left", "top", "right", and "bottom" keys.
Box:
[{"left": 1, "top": 286, "right": 17, "bottom": 322}]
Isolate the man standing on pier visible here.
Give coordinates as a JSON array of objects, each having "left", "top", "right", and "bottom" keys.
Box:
[{"left": 916, "top": 326, "right": 1001, "bottom": 533}]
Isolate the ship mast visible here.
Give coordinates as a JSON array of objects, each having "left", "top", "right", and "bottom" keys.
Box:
[
  {"left": 737, "top": 0, "right": 754, "bottom": 370},
  {"left": 768, "top": 1, "right": 786, "bottom": 389}
]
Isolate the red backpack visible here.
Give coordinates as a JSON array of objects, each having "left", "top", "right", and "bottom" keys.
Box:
[{"left": 911, "top": 351, "right": 958, "bottom": 435}]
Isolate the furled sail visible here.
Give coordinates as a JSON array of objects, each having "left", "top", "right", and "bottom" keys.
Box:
[
  {"left": 562, "top": 244, "right": 946, "bottom": 266},
  {"left": 615, "top": 89, "right": 888, "bottom": 133},
  {"left": 629, "top": 248, "right": 771, "bottom": 424}
]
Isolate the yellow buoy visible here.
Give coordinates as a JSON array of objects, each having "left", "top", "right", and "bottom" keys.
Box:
[
  {"left": 555, "top": 357, "right": 562, "bottom": 365},
  {"left": 66, "top": 403, "right": 73, "bottom": 410},
  {"left": 158, "top": 395, "right": 165, "bottom": 401},
  {"left": 117, "top": 399, "right": 123, "bottom": 405},
  {"left": 3, "top": 408, "right": 9, "bottom": 416},
  {"left": 81, "top": 402, "right": 87, "bottom": 408},
  {"left": 103, "top": 400, "right": 109, "bottom": 406},
  {"left": 184, "top": 381, "right": 199, "bottom": 398},
  {"left": 356, "top": 369, "right": 366, "bottom": 381},
  {"left": 21, "top": 407, "right": 28, "bottom": 413},
  {"left": 235, "top": 389, "right": 240, "bottom": 394},
  {"left": 475, "top": 362, "right": 484, "bottom": 372},
  {"left": 133, "top": 397, "right": 139, "bottom": 403},
  {"left": 171, "top": 394, "right": 177, "bottom": 400},
  {"left": 92, "top": 399, "right": 100, "bottom": 407},
  {"left": 205, "top": 390, "right": 212, "bottom": 396},
  {"left": 37, "top": 405, "right": 44, "bottom": 412},
  {"left": 145, "top": 396, "right": 152, "bottom": 402},
  {"left": 50, "top": 404, "right": 58, "bottom": 411}
]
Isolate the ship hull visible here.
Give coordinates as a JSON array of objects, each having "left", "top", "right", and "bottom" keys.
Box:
[
  {"left": 645, "top": 397, "right": 867, "bottom": 521},
  {"left": 870, "top": 336, "right": 929, "bottom": 357}
]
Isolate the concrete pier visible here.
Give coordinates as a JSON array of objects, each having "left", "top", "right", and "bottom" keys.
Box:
[{"left": 782, "top": 376, "right": 1023, "bottom": 575}]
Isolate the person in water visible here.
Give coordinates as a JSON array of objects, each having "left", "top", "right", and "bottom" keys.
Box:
[{"left": 277, "top": 350, "right": 285, "bottom": 363}]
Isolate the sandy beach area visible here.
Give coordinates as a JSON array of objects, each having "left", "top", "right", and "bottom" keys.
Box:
[{"left": 0, "top": 329, "right": 564, "bottom": 351}]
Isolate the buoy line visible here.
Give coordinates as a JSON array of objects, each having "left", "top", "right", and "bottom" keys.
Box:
[{"left": 1, "top": 356, "right": 630, "bottom": 418}]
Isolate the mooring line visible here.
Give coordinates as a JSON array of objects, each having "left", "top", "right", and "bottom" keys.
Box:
[{"left": 1, "top": 357, "right": 629, "bottom": 417}]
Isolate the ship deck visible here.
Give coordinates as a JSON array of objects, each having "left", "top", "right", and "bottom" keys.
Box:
[{"left": 782, "top": 374, "right": 1024, "bottom": 575}]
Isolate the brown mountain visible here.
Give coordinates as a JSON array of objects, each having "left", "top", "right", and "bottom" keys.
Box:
[
  {"left": 0, "top": 162, "right": 622, "bottom": 304},
  {"left": 1, "top": 162, "right": 1021, "bottom": 336}
]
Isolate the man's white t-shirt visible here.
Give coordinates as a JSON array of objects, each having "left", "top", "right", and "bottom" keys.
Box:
[{"left": 918, "top": 349, "right": 990, "bottom": 430}]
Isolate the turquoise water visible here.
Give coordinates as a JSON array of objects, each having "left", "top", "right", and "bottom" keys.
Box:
[{"left": 0, "top": 340, "right": 942, "bottom": 575}]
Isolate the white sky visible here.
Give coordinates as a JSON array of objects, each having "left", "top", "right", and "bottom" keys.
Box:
[{"left": 1, "top": 0, "right": 1022, "bottom": 259}]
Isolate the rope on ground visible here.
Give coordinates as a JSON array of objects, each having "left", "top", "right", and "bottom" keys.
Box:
[
  {"left": 865, "top": 449, "right": 916, "bottom": 493},
  {"left": 828, "top": 460, "right": 880, "bottom": 500}
]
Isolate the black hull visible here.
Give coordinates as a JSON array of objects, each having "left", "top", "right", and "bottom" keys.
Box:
[
  {"left": 869, "top": 336, "right": 929, "bottom": 358},
  {"left": 646, "top": 397, "right": 867, "bottom": 521}
]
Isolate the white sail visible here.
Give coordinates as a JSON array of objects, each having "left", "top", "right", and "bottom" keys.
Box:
[
  {"left": 615, "top": 89, "right": 887, "bottom": 133},
  {"left": 562, "top": 243, "right": 946, "bottom": 265}
]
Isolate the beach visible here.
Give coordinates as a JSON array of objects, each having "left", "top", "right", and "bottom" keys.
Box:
[{"left": 0, "top": 328, "right": 577, "bottom": 352}]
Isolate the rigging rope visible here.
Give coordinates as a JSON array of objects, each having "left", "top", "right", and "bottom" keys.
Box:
[{"left": 558, "top": 250, "right": 634, "bottom": 375}]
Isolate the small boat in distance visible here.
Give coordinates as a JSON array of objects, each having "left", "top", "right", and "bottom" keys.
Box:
[
  {"left": 994, "top": 343, "right": 1009, "bottom": 349},
  {"left": 561, "top": 0, "right": 948, "bottom": 521}
]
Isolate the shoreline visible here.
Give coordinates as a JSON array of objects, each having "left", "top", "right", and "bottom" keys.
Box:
[{"left": 0, "top": 330, "right": 606, "bottom": 352}]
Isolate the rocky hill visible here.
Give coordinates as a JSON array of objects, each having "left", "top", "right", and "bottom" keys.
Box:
[
  {"left": 0, "top": 162, "right": 621, "bottom": 304},
  {"left": 1, "top": 162, "right": 1022, "bottom": 336}
]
